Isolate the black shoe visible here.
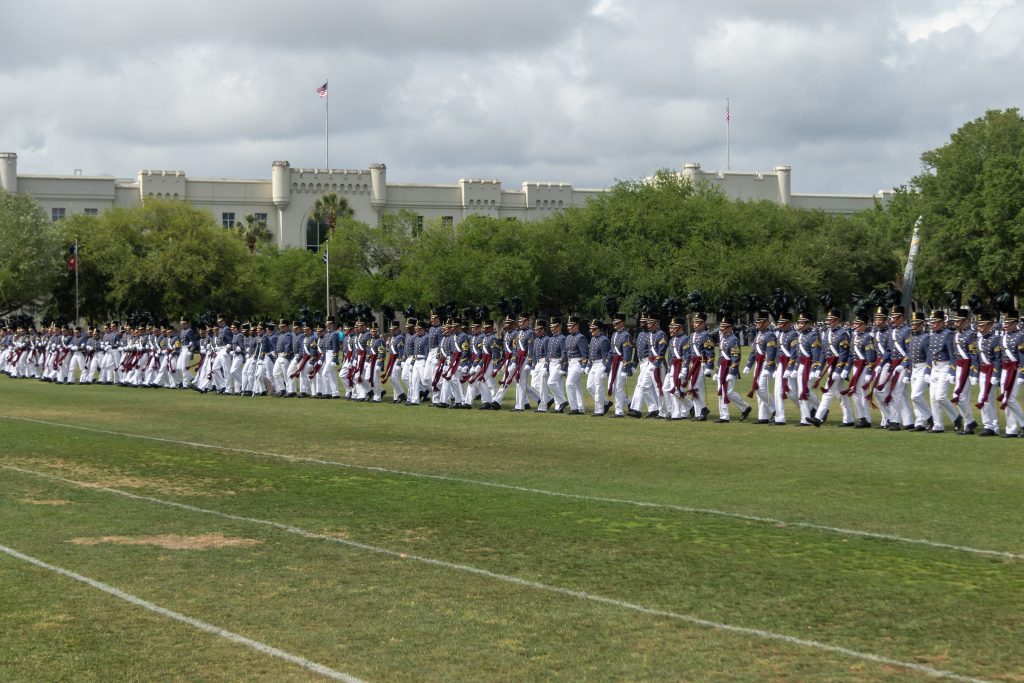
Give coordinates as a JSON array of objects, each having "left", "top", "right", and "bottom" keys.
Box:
[
  {"left": 700, "top": 407, "right": 709, "bottom": 419},
  {"left": 627, "top": 409, "right": 642, "bottom": 418},
  {"left": 524, "top": 403, "right": 532, "bottom": 411},
  {"left": 837, "top": 422, "right": 855, "bottom": 428},
  {"left": 964, "top": 420, "right": 977, "bottom": 433},
  {"left": 478, "top": 404, "right": 492, "bottom": 410},
  {"left": 740, "top": 406, "right": 752, "bottom": 421},
  {"left": 604, "top": 401, "right": 613, "bottom": 413},
  {"left": 914, "top": 425, "right": 927, "bottom": 432},
  {"left": 546, "top": 399, "right": 555, "bottom": 409},
  {"left": 853, "top": 418, "right": 870, "bottom": 429},
  {"left": 927, "top": 416, "right": 934, "bottom": 429},
  {"left": 569, "top": 410, "right": 583, "bottom": 415},
  {"left": 591, "top": 413, "right": 605, "bottom": 417},
  {"left": 644, "top": 411, "right": 660, "bottom": 419},
  {"left": 398, "top": 393, "right": 407, "bottom": 402},
  {"left": 610, "top": 414, "right": 624, "bottom": 418},
  {"left": 978, "top": 429, "right": 997, "bottom": 437},
  {"left": 888, "top": 424, "right": 902, "bottom": 431},
  {"left": 821, "top": 410, "right": 829, "bottom": 423},
  {"left": 714, "top": 418, "right": 730, "bottom": 424},
  {"left": 807, "top": 417, "right": 822, "bottom": 428},
  {"left": 1002, "top": 433, "right": 1019, "bottom": 438},
  {"left": 491, "top": 402, "right": 502, "bottom": 410},
  {"left": 554, "top": 402, "right": 567, "bottom": 414},
  {"left": 902, "top": 424, "right": 914, "bottom": 430},
  {"left": 954, "top": 416, "right": 963, "bottom": 431}
]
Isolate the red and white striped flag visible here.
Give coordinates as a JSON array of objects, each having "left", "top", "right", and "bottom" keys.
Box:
[{"left": 316, "top": 81, "right": 328, "bottom": 99}]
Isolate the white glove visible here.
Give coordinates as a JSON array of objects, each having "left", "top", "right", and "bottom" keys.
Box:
[
  {"left": 1016, "top": 375, "right": 1024, "bottom": 386},
  {"left": 810, "top": 371, "right": 821, "bottom": 381},
  {"left": 992, "top": 375, "right": 1001, "bottom": 385},
  {"left": 947, "top": 373, "right": 956, "bottom": 385},
  {"left": 970, "top": 376, "right": 978, "bottom": 386},
  {"left": 785, "top": 370, "right": 796, "bottom": 380},
  {"left": 740, "top": 366, "right": 748, "bottom": 377},
  {"left": 840, "top": 370, "right": 849, "bottom": 380},
  {"left": 704, "top": 369, "right": 713, "bottom": 378},
  {"left": 900, "top": 375, "right": 910, "bottom": 384}
]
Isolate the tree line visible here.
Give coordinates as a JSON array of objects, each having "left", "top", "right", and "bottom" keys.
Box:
[{"left": 2, "top": 108, "right": 1023, "bottom": 325}]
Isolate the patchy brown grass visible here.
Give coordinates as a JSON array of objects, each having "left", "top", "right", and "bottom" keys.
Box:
[
  {"left": 69, "top": 533, "right": 262, "bottom": 550},
  {"left": 20, "top": 498, "right": 74, "bottom": 505},
  {"left": 10, "top": 457, "right": 229, "bottom": 497}
]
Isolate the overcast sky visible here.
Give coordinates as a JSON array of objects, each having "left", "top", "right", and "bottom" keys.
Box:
[{"left": 2, "top": 0, "right": 1020, "bottom": 195}]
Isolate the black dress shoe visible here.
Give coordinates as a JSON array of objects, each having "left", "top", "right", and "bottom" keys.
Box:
[
  {"left": 903, "top": 424, "right": 914, "bottom": 430},
  {"left": 554, "top": 402, "right": 567, "bottom": 414},
  {"left": 954, "top": 416, "right": 963, "bottom": 431},
  {"left": 853, "top": 418, "right": 870, "bottom": 429},
  {"left": 604, "top": 401, "right": 613, "bottom": 413},
  {"left": 978, "top": 429, "right": 997, "bottom": 437},
  {"left": 701, "top": 407, "right": 710, "bottom": 419},
  {"left": 569, "top": 410, "right": 583, "bottom": 415},
  {"left": 546, "top": 399, "right": 555, "bottom": 409},
  {"left": 807, "top": 417, "right": 822, "bottom": 428},
  {"left": 927, "top": 416, "right": 934, "bottom": 429},
  {"left": 837, "top": 422, "right": 855, "bottom": 428},
  {"left": 627, "top": 409, "right": 642, "bottom": 418},
  {"left": 610, "top": 414, "right": 624, "bottom": 418},
  {"left": 740, "top": 406, "right": 752, "bottom": 421},
  {"left": 644, "top": 411, "right": 660, "bottom": 419},
  {"left": 914, "top": 425, "right": 927, "bottom": 432},
  {"left": 1002, "top": 433, "right": 1019, "bottom": 438},
  {"left": 714, "top": 418, "right": 730, "bottom": 424},
  {"left": 888, "top": 424, "right": 902, "bottom": 431},
  {"left": 398, "top": 393, "right": 407, "bottom": 402}
]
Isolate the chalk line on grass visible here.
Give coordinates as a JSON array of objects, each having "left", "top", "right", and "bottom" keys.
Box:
[
  {"left": 0, "top": 541, "right": 366, "bottom": 683},
  {"left": 3, "top": 414, "right": 1021, "bottom": 562},
  {"left": 0, "top": 463, "right": 996, "bottom": 683}
]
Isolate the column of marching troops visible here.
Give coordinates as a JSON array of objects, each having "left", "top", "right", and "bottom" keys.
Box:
[{"left": 5, "top": 303, "right": 1024, "bottom": 436}]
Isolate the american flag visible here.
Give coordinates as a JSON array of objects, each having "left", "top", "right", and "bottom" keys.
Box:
[
  {"left": 316, "top": 82, "right": 328, "bottom": 99},
  {"left": 726, "top": 102, "right": 730, "bottom": 123}
]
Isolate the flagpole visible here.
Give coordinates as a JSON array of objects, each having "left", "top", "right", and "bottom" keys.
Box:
[
  {"left": 325, "top": 78, "right": 329, "bottom": 169},
  {"left": 726, "top": 98, "right": 731, "bottom": 170},
  {"left": 325, "top": 243, "right": 330, "bottom": 317},
  {"left": 74, "top": 235, "right": 79, "bottom": 326}
]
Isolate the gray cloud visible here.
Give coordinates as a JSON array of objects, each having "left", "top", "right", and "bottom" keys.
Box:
[{"left": 2, "top": 0, "right": 1021, "bottom": 196}]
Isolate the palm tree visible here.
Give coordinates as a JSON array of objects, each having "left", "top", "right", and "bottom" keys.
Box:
[
  {"left": 311, "top": 193, "right": 354, "bottom": 235},
  {"left": 236, "top": 214, "right": 272, "bottom": 255}
]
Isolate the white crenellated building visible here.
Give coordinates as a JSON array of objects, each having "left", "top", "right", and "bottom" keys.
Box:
[{"left": 1, "top": 152, "right": 892, "bottom": 249}]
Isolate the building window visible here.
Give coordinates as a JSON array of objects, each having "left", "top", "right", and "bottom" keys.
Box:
[
  {"left": 83, "top": 208, "right": 98, "bottom": 216},
  {"left": 222, "top": 212, "right": 236, "bottom": 228},
  {"left": 51, "top": 208, "right": 66, "bottom": 222},
  {"left": 441, "top": 216, "right": 453, "bottom": 227},
  {"left": 253, "top": 212, "right": 268, "bottom": 225}
]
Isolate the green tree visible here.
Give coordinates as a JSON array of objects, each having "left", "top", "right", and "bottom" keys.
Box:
[
  {"left": 311, "top": 192, "right": 354, "bottom": 236},
  {"left": 0, "top": 190, "right": 61, "bottom": 316},
  {"left": 236, "top": 213, "right": 272, "bottom": 255},
  {"left": 911, "top": 108, "right": 1024, "bottom": 303}
]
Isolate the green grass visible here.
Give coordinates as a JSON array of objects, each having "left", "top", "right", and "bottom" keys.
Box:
[{"left": 2, "top": 376, "right": 1023, "bottom": 682}]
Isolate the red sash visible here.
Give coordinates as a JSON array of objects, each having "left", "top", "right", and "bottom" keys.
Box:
[
  {"left": 670, "top": 358, "right": 683, "bottom": 394},
  {"left": 975, "top": 363, "right": 995, "bottom": 409},
  {"left": 779, "top": 355, "right": 791, "bottom": 400},
  {"left": 951, "top": 358, "right": 971, "bottom": 404},
  {"left": 607, "top": 355, "right": 622, "bottom": 397},
  {"left": 841, "top": 359, "right": 865, "bottom": 396},
  {"left": 380, "top": 354, "right": 397, "bottom": 383},
  {"left": 717, "top": 359, "right": 731, "bottom": 404},
  {"left": 817, "top": 357, "right": 838, "bottom": 391},
  {"left": 998, "top": 361, "right": 1018, "bottom": 409},
  {"left": 799, "top": 357, "right": 812, "bottom": 401},
  {"left": 746, "top": 354, "right": 765, "bottom": 399}
]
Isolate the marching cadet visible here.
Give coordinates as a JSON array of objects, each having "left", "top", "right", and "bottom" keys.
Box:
[
  {"left": 513, "top": 314, "right": 539, "bottom": 411},
  {"left": 529, "top": 318, "right": 551, "bottom": 412},
  {"left": 491, "top": 315, "right": 517, "bottom": 408},
  {"left": 685, "top": 312, "right": 714, "bottom": 421},
  {"left": 998, "top": 309, "right": 1024, "bottom": 437},
  {"left": 867, "top": 308, "right": 893, "bottom": 429},
  {"left": 772, "top": 311, "right": 799, "bottom": 425},
  {"left": 904, "top": 311, "right": 933, "bottom": 430},
  {"left": 365, "top": 322, "right": 385, "bottom": 402},
  {"left": 475, "top": 319, "right": 501, "bottom": 409},
  {"left": 842, "top": 312, "right": 877, "bottom": 428},
  {"left": 66, "top": 326, "right": 88, "bottom": 384},
  {"left": 629, "top": 315, "right": 666, "bottom": 418},
  {"left": 318, "top": 318, "right": 341, "bottom": 399},
  {"left": 426, "top": 311, "right": 444, "bottom": 403},
  {"left": 795, "top": 311, "right": 822, "bottom": 426},
  {"left": 607, "top": 312, "right": 634, "bottom": 418},
  {"left": 883, "top": 306, "right": 915, "bottom": 431},
  {"left": 461, "top": 320, "right": 482, "bottom": 407},
  {"left": 563, "top": 316, "right": 589, "bottom": 415},
  {"left": 973, "top": 311, "right": 1001, "bottom": 436},
  {"left": 744, "top": 310, "right": 777, "bottom": 424},
  {"left": 340, "top": 320, "right": 356, "bottom": 399},
  {"left": 406, "top": 319, "right": 430, "bottom": 405},
  {"left": 397, "top": 319, "right": 415, "bottom": 403},
  {"left": 663, "top": 316, "right": 692, "bottom": 420},
  {"left": 950, "top": 308, "right": 979, "bottom": 434},
  {"left": 225, "top": 321, "right": 244, "bottom": 394},
  {"left": 926, "top": 309, "right": 958, "bottom": 433},
  {"left": 272, "top": 320, "right": 292, "bottom": 397},
  {"left": 714, "top": 316, "right": 751, "bottom": 423},
  {"left": 809, "top": 308, "right": 853, "bottom": 427},
  {"left": 176, "top": 318, "right": 196, "bottom": 389},
  {"left": 382, "top": 319, "right": 406, "bottom": 403},
  {"left": 586, "top": 319, "right": 611, "bottom": 416},
  {"left": 546, "top": 318, "right": 568, "bottom": 413}
]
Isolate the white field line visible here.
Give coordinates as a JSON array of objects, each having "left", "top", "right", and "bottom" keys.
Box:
[
  {"left": 0, "top": 541, "right": 366, "bottom": 683},
  {"left": 3, "top": 414, "right": 1023, "bottom": 562},
  {"left": 0, "top": 463, "right": 996, "bottom": 683}
]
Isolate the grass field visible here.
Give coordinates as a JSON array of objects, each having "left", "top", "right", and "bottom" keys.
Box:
[{"left": 2, "top": 374, "right": 1023, "bottom": 682}]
